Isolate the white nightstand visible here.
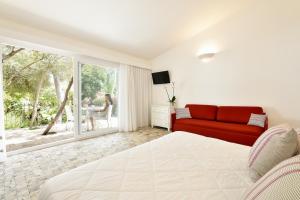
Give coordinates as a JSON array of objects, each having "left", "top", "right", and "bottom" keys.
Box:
[{"left": 151, "top": 105, "right": 171, "bottom": 131}]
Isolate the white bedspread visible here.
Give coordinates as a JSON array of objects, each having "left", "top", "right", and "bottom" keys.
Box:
[{"left": 39, "top": 131, "right": 253, "bottom": 200}]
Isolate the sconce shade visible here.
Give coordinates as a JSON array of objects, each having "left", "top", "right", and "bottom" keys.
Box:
[{"left": 198, "top": 53, "right": 215, "bottom": 62}]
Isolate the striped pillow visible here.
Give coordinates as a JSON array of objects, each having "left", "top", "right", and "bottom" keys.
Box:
[
  {"left": 248, "top": 124, "right": 298, "bottom": 181},
  {"left": 175, "top": 108, "right": 192, "bottom": 119},
  {"left": 248, "top": 113, "right": 267, "bottom": 128},
  {"left": 243, "top": 154, "right": 300, "bottom": 200}
]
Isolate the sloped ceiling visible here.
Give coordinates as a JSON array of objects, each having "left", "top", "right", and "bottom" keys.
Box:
[{"left": 0, "top": 0, "right": 250, "bottom": 59}]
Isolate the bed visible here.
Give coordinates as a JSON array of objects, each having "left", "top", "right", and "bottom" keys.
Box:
[{"left": 39, "top": 131, "right": 254, "bottom": 200}]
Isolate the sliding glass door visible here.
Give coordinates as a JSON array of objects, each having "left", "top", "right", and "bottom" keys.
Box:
[
  {"left": 0, "top": 42, "right": 119, "bottom": 156},
  {"left": 78, "top": 63, "right": 118, "bottom": 136}
]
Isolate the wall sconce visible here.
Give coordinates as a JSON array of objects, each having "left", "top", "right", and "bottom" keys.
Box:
[{"left": 198, "top": 53, "right": 216, "bottom": 63}]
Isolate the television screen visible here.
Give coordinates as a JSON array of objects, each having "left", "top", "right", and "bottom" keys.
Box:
[{"left": 152, "top": 71, "right": 170, "bottom": 84}]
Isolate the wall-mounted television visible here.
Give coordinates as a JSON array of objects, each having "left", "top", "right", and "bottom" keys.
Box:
[{"left": 152, "top": 71, "right": 170, "bottom": 84}]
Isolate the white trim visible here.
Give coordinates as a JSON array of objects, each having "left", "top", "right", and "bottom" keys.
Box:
[
  {"left": 73, "top": 59, "right": 80, "bottom": 138},
  {"left": 0, "top": 37, "right": 129, "bottom": 71},
  {"left": 75, "top": 55, "right": 119, "bottom": 69},
  {"left": 0, "top": 36, "right": 150, "bottom": 72},
  {"left": 77, "top": 61, "right": 82, "bottom": 137},
  {"left": 8, "top": 137, "right": 76, "bottom": 156},
  {"left": 0, "top": 32, "right": 151, "bottom": 69},
  {"left": 0, "top": 46, "right": 7, "bottom": 162},
  {"left": 0, "top": 37, "right": 121, "bottom": 69},
  {"left": 0, "top": 35, "right": 73, "bottom": 58},
  {"left": 78, "top": 128, "right": 118, "bottom": 140}
]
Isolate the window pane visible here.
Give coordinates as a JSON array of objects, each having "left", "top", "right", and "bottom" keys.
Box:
[
  {"left": 1, "top": 44, "right": 74, "bottom": 151},
  {"left": 80, "top": 63, "right": 118, "bottom": 133}
]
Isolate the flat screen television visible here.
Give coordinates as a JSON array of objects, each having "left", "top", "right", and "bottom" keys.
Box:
[{"left": 152, "top": 71, "right": 170, "bottom": 84}]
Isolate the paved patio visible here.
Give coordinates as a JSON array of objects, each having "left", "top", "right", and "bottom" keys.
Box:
[{"left": 5, "top": 117, "right": 118, "bottom": 152}]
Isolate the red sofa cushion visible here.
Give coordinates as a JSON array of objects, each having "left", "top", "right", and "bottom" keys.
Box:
[
  {"left": 185, "top": 104, "right": 218, "bottom": 120},
  {"left": 216, "top": 106, "right": 264, "bottom": 124},
  {"left": 172, "top": 123, "right": 259, "bottom": 146},
  {"left": 175, "top": 118, "right": 264, "bottom": 137}
]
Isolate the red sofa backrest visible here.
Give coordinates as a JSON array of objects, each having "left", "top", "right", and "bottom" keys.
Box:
[
  {"left": 185, "top": 104, "right": 218, "bottom": 120},
  {"left": 217, "top": 106, "right": 264, "bottom": 124}
]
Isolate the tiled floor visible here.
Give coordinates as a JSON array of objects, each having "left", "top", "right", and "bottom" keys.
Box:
[{"left": 0, "top": 127, "right": 168, "bottom": 200}]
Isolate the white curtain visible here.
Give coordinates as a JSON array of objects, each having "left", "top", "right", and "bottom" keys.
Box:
[{"left": 118, "top": 64, "right": 152, "bottom": 132}]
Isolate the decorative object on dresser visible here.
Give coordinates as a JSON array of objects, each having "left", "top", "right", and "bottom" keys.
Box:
[
  {"left": 164, "top": 82, "right": 176, "bottom": 107},
  {"left": 151, "top": 105, "right": 171, "bottom": 131}
]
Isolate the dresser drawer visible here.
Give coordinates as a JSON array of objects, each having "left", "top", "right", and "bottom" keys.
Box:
[
  {"left": 152, "top": 106, "right": 170, "bottom": 113},
  {"left": 151, "top": 105, "right": 171, "bottom": 130},
  {"left": 152, "top": 112, "right": 168, "bottom": 120},
  {"left": 152, "top": 118, "right": 169, "bottom": 127},
  {"left": 152, "top": 115, "right": 169, "bottom": 124}
]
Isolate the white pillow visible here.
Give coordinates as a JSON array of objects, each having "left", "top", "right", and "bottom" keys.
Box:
[
  {"left": 248, "top": 124, "right": 298, "bottom": 182},
  {"left": 243, "top": 154, "right": 300, "bottom": 200},
  {"left": 175, "top": 108, "right": 192, "bottom": 119},
  {"left": 248, "top": 113, "right": 267, "bottom": 128}
]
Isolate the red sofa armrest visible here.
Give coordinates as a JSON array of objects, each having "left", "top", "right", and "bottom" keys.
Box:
[{"left": 171, "top": 113, "right": 176, "bottom": 131}]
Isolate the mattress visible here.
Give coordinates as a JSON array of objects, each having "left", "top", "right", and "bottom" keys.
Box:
[{"left": 39, "top": 131, "right": 254, "bottom": 200}]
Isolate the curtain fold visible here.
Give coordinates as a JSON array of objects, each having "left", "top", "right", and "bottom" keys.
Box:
[{"left": 118, "top": 64, "right": 151, "bottom": 132}]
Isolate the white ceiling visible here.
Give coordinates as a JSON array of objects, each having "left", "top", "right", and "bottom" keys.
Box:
[{"left": 0, "top": 0, "right": 250, "bottom": 59}]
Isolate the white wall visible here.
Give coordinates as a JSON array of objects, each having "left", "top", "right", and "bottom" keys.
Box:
[
  {"left": 152, "top": 0, "right": 300, "bottom": 127},
  {"left": 0, "top": 18, "right": 151, "bottom": 69}
]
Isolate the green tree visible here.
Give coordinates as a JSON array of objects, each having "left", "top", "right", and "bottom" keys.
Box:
[
  {"left": 81, "top": 64, "right": 117, "bottom": 100},
  {"left": 1, "top": 45, "right": 73, "bottom": 130}
]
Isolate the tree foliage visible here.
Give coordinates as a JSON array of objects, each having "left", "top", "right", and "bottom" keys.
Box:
[
  {"left": 1, "top": 45, "right": 73, "bottom": 129},
  {"left": 81, "top": 64, "right": 117, "bottom": 100}
]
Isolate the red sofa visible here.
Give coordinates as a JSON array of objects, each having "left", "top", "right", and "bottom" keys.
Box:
[{"left": 171, "top": 104, "right": 268, "bottom": 146}]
